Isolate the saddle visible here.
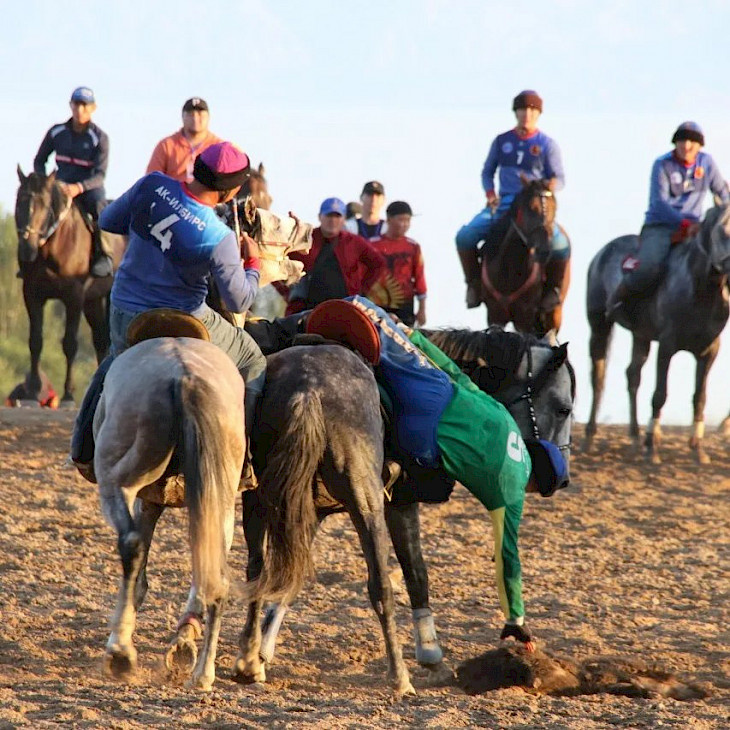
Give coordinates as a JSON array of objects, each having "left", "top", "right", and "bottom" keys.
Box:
[{"left": 71, "top": 309, "right": 211, "bottom": 487}]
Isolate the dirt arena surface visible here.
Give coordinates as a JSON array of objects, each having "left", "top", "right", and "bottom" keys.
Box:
[{"left": 0, "top": 407, "right": 728, "bottom": 729}]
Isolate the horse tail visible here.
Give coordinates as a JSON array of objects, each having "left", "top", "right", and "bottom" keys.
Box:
[
  {"left": 247, "top": 390, "right": 325, "bottom": 605},
  {"left": 176, "top": 374, "right": 235, "bottom": 604}
]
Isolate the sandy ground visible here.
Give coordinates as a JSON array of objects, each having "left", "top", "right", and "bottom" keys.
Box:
[{"left": 0, "top": 407, "right": 728, "bottom": 729}]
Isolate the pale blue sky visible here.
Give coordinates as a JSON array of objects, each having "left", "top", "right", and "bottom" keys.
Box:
[{"left": 3, "top": 1, "right": 730, "bottom": 424}]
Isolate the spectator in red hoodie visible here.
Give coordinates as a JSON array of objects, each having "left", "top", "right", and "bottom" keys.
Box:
[
  {"left": 367, "top": 201, "right": 427, "bottom": 326},
  {"left": 282, "top": 197, "right": 385, "bottom": 314}
]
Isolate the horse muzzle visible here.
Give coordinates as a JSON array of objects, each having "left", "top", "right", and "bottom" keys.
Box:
[{"left": 17, "top": 235, "right": 40, "bottom": 263}]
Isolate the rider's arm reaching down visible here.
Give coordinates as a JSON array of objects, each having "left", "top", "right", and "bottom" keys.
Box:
[{"left": 209, "top": 232, "right": 260, "bottom": 314}]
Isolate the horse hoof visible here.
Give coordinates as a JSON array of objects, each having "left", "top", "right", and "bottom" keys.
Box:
[
  {"left": 59, "top": 399, "right": 76, "bottom": 410},
  {"left": 231, "top": 655, "right": 266, "bottom": 684},
  {"left": 396, "top": 678, "right": 416, "bottom": 697},
  {"left": 186, "top": 673, "right": 214, "bottom": 692},
  {"left": 165, "top": 637, "right": 198, "bottom": 675},
  {"left": 649, "top": 452, "right": 662, "bottom": 465},
  {"left": 696, "top": 450, "right": 711, "bottom": 465},
  {"left": 416, "top": 644, "right": 444, "bottom": 666},
  {"left": 103, "top": 646, "right": 137, "bottom": 679}
]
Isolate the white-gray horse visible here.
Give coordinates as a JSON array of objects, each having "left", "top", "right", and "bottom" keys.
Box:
[{"left": 94, "top": 337, "right": 245, "bottom": 691}]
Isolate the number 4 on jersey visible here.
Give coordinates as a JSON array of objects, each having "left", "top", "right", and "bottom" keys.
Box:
[{"left": 150, "top": 214, "right": 180, "bottom": 251}]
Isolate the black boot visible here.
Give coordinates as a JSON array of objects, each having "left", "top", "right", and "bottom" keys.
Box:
[
  {"left": 70, "top": 356, "right": 114, "bottom": 482},
  {"left": 90, "top": 226, "right": 113, "bottom": 278},
  {"left": 240, "top": 388, "right": 261, "bottom": 489},
  {"left": 458, "top": 249, "right": 482, "bottom": 309},
  {"left": 540, "top": 258, "right": 570, "bottom": 312}
]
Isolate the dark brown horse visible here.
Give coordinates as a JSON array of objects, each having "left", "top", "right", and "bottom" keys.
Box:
[
  {"left": 239, "top": 162, "right": 271, "bottom": 210},
  {"left": 481, "top": 179, "right": 570, "bottom": 335},
  {"left": 14, "top": 167, "right": 125, "bottom": 404}
]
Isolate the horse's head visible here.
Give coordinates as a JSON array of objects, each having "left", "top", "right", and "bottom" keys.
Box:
[
  {"left": 424, "top": 327, "right": 574, "bottom": 485},
  {"left": 510, "top": 178, "right": 557, "bottom": 261},
  {"left": 702, "top": 202, "right": 730, "bottom": 275},
  {"left": 498, "top": 334, "right": 574, "bottom": 487},
  {"left": 239, "top": 162, "right": 272, "bottom": 211},
  {"left": 15, "top": 166, "right": 70, "bottom": 262}
]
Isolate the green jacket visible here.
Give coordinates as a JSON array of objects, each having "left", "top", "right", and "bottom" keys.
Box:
[{"left": 409, "top": 330, "right": 531, "bottom": 620}]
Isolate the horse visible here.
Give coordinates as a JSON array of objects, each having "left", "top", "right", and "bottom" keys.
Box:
[
  {"left": 236, "top": 162, "right": 287, "bottom": 320},
  {"left": 94, "top": 335, "right": 246, "bottom": 691},
  {"left": 233, "top": 343, "right": 415, "bottom": 695},
  {"left": 232, "top": 325, "right": 574, "bottom": 681},
  {"left": 480, "top": 179, "right": 570, "bottom": 335},
  {"left": 14, "top": 167, "right": 125, "bottom": 403},
  {"left": 584, "top": 203, "right": 730, "bottom": 464}
]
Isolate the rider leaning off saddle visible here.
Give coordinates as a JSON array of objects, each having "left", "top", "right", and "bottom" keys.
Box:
[
  {"left": 34, "top": 86, "right": 114, "bottom": 278},
  {"left": 455, "top": 89, "right": 569, "bottom": 311},
  {"left": 319, "top": 296, "right": 569, "bottom": 650},
  {"left": 608, "top": 122, "right": 730, "bottom": 315},
  {"left": 70, "top": 142, "right": 266, "bottom": 484}
]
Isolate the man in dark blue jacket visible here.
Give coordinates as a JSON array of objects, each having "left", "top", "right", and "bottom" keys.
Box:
[{"left": 34, "top": 86, "right": 113, "bottom": 277}]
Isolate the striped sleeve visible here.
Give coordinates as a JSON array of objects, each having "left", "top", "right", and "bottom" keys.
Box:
[{"left": 489, "top": 500, "right": 524, "bottom": 621}]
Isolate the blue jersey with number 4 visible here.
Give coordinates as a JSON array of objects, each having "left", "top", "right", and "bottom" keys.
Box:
[{"left": 102, "top": 172, "right": 259, "bottom": 315}]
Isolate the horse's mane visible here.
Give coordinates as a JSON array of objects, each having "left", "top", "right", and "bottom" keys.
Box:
[{"left": 423, "top": 327, "right": 548, "bottom": 393}]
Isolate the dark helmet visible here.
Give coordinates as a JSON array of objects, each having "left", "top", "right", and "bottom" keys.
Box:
[
  {"left": 512, "top": 90, "right": 543, "bottom": 113},
  {"left": 671, "top": 121, "right": 705, "bottom": 147}
]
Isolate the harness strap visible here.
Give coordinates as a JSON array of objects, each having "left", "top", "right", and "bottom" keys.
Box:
[{"left": 482, "top": 261, "right": 542, "bottom": 318}]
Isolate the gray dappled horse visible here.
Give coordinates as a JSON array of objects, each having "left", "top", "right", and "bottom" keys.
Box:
[
  {"left": 14, "top": 167, "right": 125, "bottom": 403},
  {"left": 235, "top": 327, "right": 574, "bottom": 682},
  {"left": 94, "top": 337, "right": 245, "bottom": 691},
  {"left": 235, "top": 344, "right": 414, "bottom": 695},
  {"left": 585, "top": 204, "right": 730, "bottom": 464}
]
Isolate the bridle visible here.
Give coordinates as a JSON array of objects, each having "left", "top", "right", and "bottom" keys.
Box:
[
  {"left": 509, "top": 189, "right": 554, "bottom": 251},
  {"left": 502, "top": 344, "right": 574, "bottom": 452},
  {"left": 17, "top": 183, "right": 71, "bottom": 245}
]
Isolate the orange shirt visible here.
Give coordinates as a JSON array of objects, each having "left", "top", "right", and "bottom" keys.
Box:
[{"left": 146, "top": 129, "right": 223, "bottom": 182}]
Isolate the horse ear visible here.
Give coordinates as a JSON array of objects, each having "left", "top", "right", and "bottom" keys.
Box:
[
  {"left": 543, "top": 329, "right": 558, "bottom": 346},
  {"left": 244, "top": 196, "right": 257, "bottom": 223},
  {"left": 258, "top": 162, "right": 265, "bottom": 177},
  {"left": 17, "top": 164, "right": 26, "bottom": 183},
  {"left": 48, "top": 169, "right": 57, "bottom": 183}
]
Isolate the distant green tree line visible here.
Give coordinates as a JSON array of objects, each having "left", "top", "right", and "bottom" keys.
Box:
[{"left": 0, "top": 207, "right": 96, "bottom": 402}]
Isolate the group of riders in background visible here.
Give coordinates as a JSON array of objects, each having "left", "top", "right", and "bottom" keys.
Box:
[{"left": 12, "top": 83, "right": 728, "bottom": 687}]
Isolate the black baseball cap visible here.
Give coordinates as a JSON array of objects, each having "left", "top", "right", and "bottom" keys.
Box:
[
  {"left": 386, "top": 201, "right": 413, "bottom": 217},
  {"left": 361, "top": 180, "right": 385, "bottom": 196},
  {"left": 183, "top": 97, "right": 209, "bottom": 113}
]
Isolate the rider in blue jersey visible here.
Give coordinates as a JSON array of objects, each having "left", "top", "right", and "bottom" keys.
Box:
[
  {"left": 71, "top": 142, "right": 265, "bottom": 484},
  {"left": 456, "top": 90, "right": 569, "bottom": 310},
  {"left": 608, "top": 122, "right": 729, "bottom": 315}
]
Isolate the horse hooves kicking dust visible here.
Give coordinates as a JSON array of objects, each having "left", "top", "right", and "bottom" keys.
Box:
[{"left": 456, "top": 645, "right": 708, "bottom": 701}]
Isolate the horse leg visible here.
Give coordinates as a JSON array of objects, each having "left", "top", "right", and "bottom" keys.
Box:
[
  {"left": 384, "top": 497, "right": 443, "bottom": 666},
  {"left": 100, "top": 486, "right": 145, "bottom": 680},
  {"left": 646, "top": 344, "right": 674, "bottom": 464},
  {"left": 133, "top": 499, "right": 164, "bottom": 610},
  {"left": 84, "top": 293, "right": 111, "bottom": 363},
  {"left": 627, "top": 336, "right": 651, "bottom": 445},
  {"left": 60, "top": 295, "right": 83, "bottom": 403},
  {"left": 689, "top": 339, "right": 720, "bottom": 465},
  {"left": 188, "top": 492, "right": 236, "bottom": 691},
  {"left": 24, "top": 296, "right": 45, "bottom": 401},
  {"left": 233, "top": 489, "right": 269, "bottom": 683},
  {"left": 584, "top": 311, "right": 614, "bottom": 450},
  {"left": 340, "top": 469, "right": 414, "bottom": 696}
]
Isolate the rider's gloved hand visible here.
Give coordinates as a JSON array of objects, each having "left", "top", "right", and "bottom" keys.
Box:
[
  {"left": 486, "top": 190, "right": 499, "bottom": 212},
  {"left": 500, "top": 620, "right": 535, "bottom": 652}
]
